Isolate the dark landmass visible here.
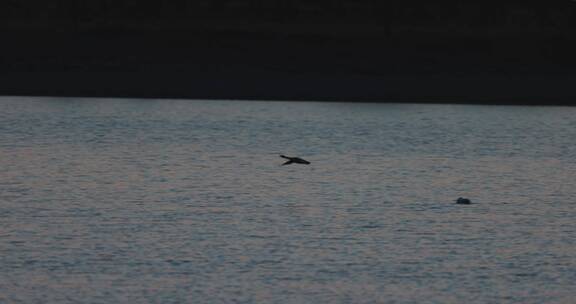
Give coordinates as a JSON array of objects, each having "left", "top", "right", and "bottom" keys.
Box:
[{"left": 1, "top": 1, "right": 575, "bottom": 104}]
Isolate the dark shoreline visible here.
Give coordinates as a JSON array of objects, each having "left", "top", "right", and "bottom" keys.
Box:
[{"left": 2, "top": 19, "right": 575, "bottom": 105}]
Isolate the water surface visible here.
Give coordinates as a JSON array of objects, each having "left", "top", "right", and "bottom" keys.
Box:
[{"left": 1, "top": 97, "right": 576, "bottom": 303}]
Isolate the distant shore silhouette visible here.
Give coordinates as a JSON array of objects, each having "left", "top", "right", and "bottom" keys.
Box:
[{"left": 1, "top": 2, "right": 575, "bottom": 105}]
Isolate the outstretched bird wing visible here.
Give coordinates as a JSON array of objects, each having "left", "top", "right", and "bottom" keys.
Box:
[{"left": 280, "top": 155, "right": 310, "bottom": 165}]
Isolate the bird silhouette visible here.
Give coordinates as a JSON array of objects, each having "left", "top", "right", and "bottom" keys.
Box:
[{"left": 280, "top": 155, "right": 311, "bottom": 166}]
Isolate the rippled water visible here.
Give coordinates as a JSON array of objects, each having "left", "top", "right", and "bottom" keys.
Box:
[{"left": 1, "top": 97, "right": 576, "bottom": 303}]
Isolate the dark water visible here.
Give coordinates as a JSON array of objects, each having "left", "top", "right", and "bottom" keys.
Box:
[{"left": 1, "top": 97, "right": 576, "bottom": 303}]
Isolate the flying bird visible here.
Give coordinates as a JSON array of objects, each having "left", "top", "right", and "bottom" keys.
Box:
[{"left": 280, "top": 155, "right": 311, "bottom": 166}]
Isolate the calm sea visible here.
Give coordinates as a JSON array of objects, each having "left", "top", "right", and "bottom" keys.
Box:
[{"left": 1, "top": 97, "right": 576, "bottom": 303}]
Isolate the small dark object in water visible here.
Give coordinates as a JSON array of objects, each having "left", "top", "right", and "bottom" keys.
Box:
[
  {"left": 280, "top": 155, "right": 310, "bottom": 166},
  {"left": 455, "top": 197, "right": 472, "bottom": 204}
]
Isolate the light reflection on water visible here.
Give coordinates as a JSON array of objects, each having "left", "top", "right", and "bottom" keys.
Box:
[{"left": 1, "top": 97, "right": 576, "bottom": 303}]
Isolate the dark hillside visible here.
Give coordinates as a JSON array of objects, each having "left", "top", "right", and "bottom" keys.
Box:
[{"left": 1, "top": 1, "right": 575, "bottom": 103}]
